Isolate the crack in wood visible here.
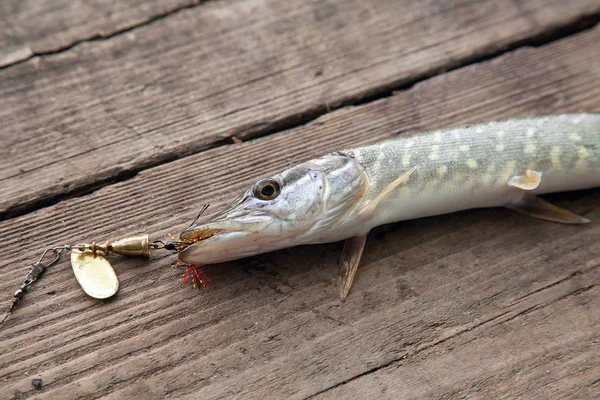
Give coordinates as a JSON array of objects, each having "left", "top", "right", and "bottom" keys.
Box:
[
  {"left": 0, "top": 0, "right": 210, "bottom": 70},
  {"left": 311, "top": 308, "right": 350, "bottom": 327},
  {"left": 509, "top": 262, "right": 599, "bottom": 305}
]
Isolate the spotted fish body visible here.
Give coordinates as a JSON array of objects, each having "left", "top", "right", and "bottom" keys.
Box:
[
  {"left": 179, "top": 114, "right": 599, "bottom": 299},
  {"left": 322, "top": 113, "right": 600, "bottom": 241}
]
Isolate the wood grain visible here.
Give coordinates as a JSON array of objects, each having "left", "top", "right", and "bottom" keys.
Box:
[
  {"left": 316, "top": 276, "right": 600, "bottom": 399},
  {"left": 0, "top": 0, "right": 201, "bottom": 68},
  {"left": 1, "top": 22, "right": 599, "bottom": 399},
  {"left": 1, "top": 0, "right": 599, "bottom": 218}
]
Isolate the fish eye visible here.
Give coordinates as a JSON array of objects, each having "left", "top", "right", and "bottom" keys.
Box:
[{"left": 254, "top": 178, "right": 280, "bottom": 200}]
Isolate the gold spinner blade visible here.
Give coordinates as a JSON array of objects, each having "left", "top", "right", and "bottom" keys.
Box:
[
  {"left": 70, "top": 234, "right": 151, "bottom": 299},
  {"left": 71, "top": 249, "right": 119, "bottom": 299}
]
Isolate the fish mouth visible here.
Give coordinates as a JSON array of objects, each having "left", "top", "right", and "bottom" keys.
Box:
[
  {"left": 177, "top": 215, "right": 275, "bottom": 264},
  {"left": 178, "top": 214, "right": 272, "bottom": 244},
  {"left": 176, "top": 224, "right": 229, "bottom": 261}
]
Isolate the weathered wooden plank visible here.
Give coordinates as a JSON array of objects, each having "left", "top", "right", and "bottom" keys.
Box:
[
  {"left": 315, "top": 275, "right": 600, "bottom": 399},
  {"left": 0, "top": 0, "right": 200, "bottom": 68},
  {"left": 1, "top": 0, "right": 599, "bottom": 218},
  {"left": 1, "top": 23, "right": 600, "bottom": 400}
]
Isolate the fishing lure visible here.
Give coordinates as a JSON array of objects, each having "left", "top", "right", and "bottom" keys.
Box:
[
  {"left": 1, "top": 236, "right": 158, "bottom": 324},
  {"left": 0, "top": 214, "right": 207, "bottom": 324},
  {"left": 2, "top": 114, "right": 599, "bottom": 322}
]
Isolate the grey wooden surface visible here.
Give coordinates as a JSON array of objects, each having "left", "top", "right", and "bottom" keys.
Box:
[
  {"left": 0, "top": 1, "right": 599, "bottom": 399},
  {"left": 2, "top": 0, "right": 599, "bottom": 218}
]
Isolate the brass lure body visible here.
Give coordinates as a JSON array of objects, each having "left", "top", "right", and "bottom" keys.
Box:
[{"left": 178, "top": 114, "right": 600, "bottom": 299}]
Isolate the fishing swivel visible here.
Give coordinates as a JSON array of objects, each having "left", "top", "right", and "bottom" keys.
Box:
[{"left": 1, "top": 246, "right": 64, "bottom": 324}]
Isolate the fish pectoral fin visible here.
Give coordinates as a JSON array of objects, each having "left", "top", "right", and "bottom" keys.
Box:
[
  {"left": 507, "top": 194, "right": 590, "bottom": 224},
  {"left": 358, "top": 165, "right": 418, "bottom": 220},
  {"left": 507, "top": 170, "right": 543, "bottom": 190},
  {"left": 338, "top": 233, "right": 368, "bottom": 301}
]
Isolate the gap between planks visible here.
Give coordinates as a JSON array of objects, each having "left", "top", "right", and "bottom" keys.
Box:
[{"left": 0, "top": 0, "right": 208, "bottom": 70}]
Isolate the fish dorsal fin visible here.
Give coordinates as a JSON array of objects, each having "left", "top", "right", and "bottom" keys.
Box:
[
  {"left": 358, "top": 165, "right": 418, "bottom": 220},
  {"left": 338, "top": 234, "right": 368, "bottom": 301},
  {"left": 508, "top": 170, "right": 542, "bottom": 190},
  {"left": 507, "top": 194, "right": 590, "bottom": 224}
]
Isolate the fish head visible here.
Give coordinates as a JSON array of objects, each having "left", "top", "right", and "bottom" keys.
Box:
[{"left": 178, "top": 153, "right": 367, "bottom": 265}]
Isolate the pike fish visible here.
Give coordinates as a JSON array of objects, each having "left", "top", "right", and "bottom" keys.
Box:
[{"left": 178, "top": 114, "right": 600, "bottom": 299}]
